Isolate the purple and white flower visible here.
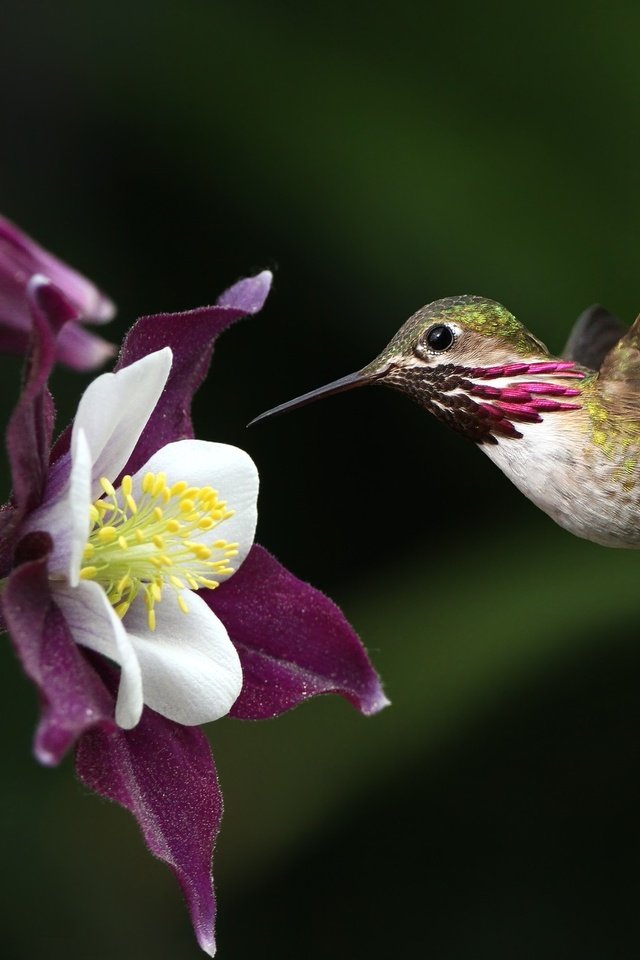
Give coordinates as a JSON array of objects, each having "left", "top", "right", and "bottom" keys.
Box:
[
  {"left": 0, "top": 271, "right": 388, "bottom": 955},
  {"left": 0, "top": 214, "right": 115, "bottom": 370}
]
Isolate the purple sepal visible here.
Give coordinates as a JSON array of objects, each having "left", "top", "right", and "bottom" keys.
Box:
[
  {"left": 206, "top": 545, "right": 390, "bottom": 720},
  {"left": 55, "top": 320, "right": 116, "bottom": 372},
  {"left": 216, "top": 270, "right": 273, "bottom": 314},
  {"left": 6, "top": 278, "right": 77, "bottom": 514},
  {"left": 50, "top": 271, "right": 273, "bottom": 475},
  {"left": 0, "top": 502, "right": 19, "bottom": 581},
  {"left": 76, "top": 685, "right": 222, "bottom": 957},
  {"left": 0, "top": 324, "right": 35, "bottom": 357},
  {"left": 0, "top": 215, "right": 115, "bottom": 370},
  {"left": 1, "top": 546, "right": 115, "bottom": 766}
]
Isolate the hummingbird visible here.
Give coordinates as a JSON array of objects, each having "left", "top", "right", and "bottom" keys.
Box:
[{"left": 251, "top": 296, "right": 640, "bottom": 549}]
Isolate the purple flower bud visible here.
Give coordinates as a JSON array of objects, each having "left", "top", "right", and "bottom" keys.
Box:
[{"left": 0, "top": 214, "right": 116, "bottom": 370}]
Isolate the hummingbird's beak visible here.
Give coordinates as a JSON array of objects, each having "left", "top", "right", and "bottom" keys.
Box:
[{"left": 248, "top": 370, "right": 369, "bottom": 426}]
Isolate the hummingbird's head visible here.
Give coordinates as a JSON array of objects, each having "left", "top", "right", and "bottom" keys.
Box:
[
  {"left": 358, "top": 295, "right": 548, "bottom": 380},
  {"left": 251, "top": 296, "right": 584, "bottom": 443}
]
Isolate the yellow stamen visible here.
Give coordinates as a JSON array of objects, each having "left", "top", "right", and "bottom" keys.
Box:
[
  {"left": 98, "top": 526, "right": 118, "bottom": 543},
  {"left": 100, "top": 477, "right": 116, "bottom": 497},
  {"left": 142, "top": 472, "right": 155, "bottom": 494},
  {"left": 151, "top": 473, "right": 166, "bottom": 497},
  {"left": 117, "top": 574, "right": 132, "bottom": 594},
  {"left": 83, "top": 469, "right": 240, "bottom": 632},
  {"left": 177, "top": 595, "right": 189, "bottom": 614}
]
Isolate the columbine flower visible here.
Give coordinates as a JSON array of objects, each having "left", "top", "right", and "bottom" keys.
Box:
[
  {"left": 0, "top": 213, "right": 115, "bottom": 370},
  {"left": 23, "top": 345, "right": 257, "bottom": 730},
  {"left": 0, "top": 271, "right": 388, "bottom": 956}
]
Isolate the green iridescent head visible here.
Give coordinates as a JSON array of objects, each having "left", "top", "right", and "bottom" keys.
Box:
[{"left": 362, "top": 295, "right": 547, "bottom": 375}]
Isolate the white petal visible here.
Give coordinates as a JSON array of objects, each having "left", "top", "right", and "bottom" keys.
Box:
[
  {"left": 23, "top": 428, "right": 93, "bottom": 581},
  {"left": 67, "top": 427, "right": 92, "bottom": 585},
  {"left": 122, "top": 588, "right": 243, "bottom": 725},
  {"left": 72, "top": 348, "right": 172, "bottom": 499},
  {"left": 130, "top": 439, "right": 259, "bottom": 575},
  {"left": 53, "top": 580, "right": 144, "bottom": 729}
]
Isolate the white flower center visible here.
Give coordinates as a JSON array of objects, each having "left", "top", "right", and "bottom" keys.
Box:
[{"left": 80, "top": 471, "right": 238, "bottom": 630}]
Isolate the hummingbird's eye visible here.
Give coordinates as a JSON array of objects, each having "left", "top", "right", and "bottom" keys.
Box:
[{"left": 425, "top": 324, "right": 455, "bottom": 352}]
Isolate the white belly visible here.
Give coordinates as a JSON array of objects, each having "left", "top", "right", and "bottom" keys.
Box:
[{"left": 481, "top": 418, "right": 640, "bottom": 548}]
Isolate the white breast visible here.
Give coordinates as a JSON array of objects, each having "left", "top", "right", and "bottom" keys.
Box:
[{"left": 480, "top": 415, "right": 640, "bottom": 548}]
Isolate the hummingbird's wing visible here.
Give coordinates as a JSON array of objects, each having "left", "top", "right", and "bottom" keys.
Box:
[
  {"left": 562, "top": 304, "right": 627, "bottom": 371},
  {"left": 599, "top": 310, "right": 640, "bottom": 388}
]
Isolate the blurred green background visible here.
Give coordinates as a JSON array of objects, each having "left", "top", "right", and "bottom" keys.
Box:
[{"left": 2, "top": 1, "right": 640, "bottom": 957}]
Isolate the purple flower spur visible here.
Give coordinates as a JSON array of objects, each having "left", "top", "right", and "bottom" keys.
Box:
[
  {"left": 0, "top": 214, "right": 115, "bottom": 370},
  {"left": 0, "top": 271, "right": 388, "bottom": 955}
]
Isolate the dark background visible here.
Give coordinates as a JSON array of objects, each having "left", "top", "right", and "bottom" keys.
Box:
[{"left": 2, "top": 1, "right": 640, "bottom": 957}]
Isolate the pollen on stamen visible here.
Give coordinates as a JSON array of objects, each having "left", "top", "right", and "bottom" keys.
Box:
[
  {"left": 100, "top": 477, "right": 116, "bottom": 497},
  {"left": 178, "top": 595, "right": 189, "bottom": 614},
  {"left": 151, "top": 473, "right": 167, "bottom": 498},
  {"left": 142, "top": 472, "right": 155, "bottom": 494},
  {"left": 98, "top": 526, "right": 118, "bottom": 543},
  {"left": 199, "top": 578, "right": 220, "bottom": 590},
  {"left": 117, "top": 574, "right": 132, "bottom": 594}
]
